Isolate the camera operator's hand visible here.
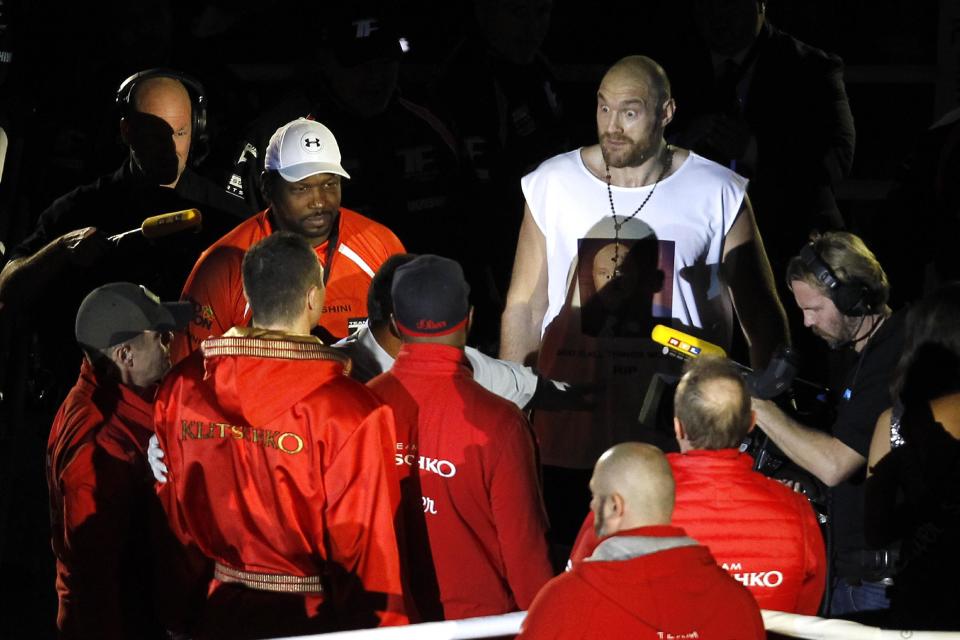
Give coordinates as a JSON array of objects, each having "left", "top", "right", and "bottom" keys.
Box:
[
  {"left": 751, "top": 397, "right": 782, "bottom": 427},
  {"left": 778, "top": 478, "right": 804, "bottom": 493}
]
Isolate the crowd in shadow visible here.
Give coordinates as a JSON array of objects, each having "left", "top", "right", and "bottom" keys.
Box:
[{"left": 0, "top": 0, "right": 957, "bottom": 637}]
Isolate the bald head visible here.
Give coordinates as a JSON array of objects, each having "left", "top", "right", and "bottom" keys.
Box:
[
  {"left": 674, "top": 357, "right": 753, "bottom": 451},
  {"left": 124, "top": 76, "right": 193, "bottom": 187},
  {"left": 590, "top": 442, "right": 674, "bottom": 537},
  {"left": 131, "top": 76, "right": 190, "bottom": 114},
  {"left": 601, "top": 55, "right": 672, "bottom": 109}
]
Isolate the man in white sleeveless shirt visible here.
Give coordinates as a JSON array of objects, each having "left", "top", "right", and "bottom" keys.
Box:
[{"left": 499, "top": 55, "right": 789, "bottom": 544}]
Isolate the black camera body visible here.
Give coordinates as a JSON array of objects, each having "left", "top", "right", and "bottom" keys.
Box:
[{"left": 740, "top": 345, "right": 829, "bottom": 517}]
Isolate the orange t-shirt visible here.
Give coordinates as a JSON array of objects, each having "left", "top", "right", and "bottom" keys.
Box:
[{"left": 175, "top": 208, "right": 404, "bottom": 361}]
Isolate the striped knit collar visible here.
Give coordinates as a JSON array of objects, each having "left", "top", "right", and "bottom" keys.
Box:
[{"left": 202, "top": 327, "right": 350, "bottom": 372}]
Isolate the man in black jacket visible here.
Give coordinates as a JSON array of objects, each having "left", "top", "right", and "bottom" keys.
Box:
[{"left": 670, "top": 0, "right": 855, "bottom": 278}]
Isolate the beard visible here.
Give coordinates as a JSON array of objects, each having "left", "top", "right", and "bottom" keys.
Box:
[
  {"left": 599, "top": 129, "right": 662, "bottom": 169},
  {"left": 817, "top": 315, "right": 863, "bottom": 350},
  {"left": 593, "top": 497, "right": 613, "bottom": 538}
]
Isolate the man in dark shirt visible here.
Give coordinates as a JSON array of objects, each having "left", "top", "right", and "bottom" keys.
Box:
[
  {"left": 0, "top": 70, "right": 250, "bottom": 398},
  {"left": 752, "top": 232, "right": 904, "bottom": 616},
  {"left": 670, "top": 0, "right": 855, "bottom": 268}
]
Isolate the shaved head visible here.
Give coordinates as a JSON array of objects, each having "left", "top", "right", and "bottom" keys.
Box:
[
  {"left": 131, "top": 76, "right": 191, "bottom": 114},
  {"left": 590, "top": 442, "right": 674, "bottom": 536},
  {"left": 601, "top": 55, "right": 672, "bottom": 109},
  {"left": 124, "top": 76, "right": 193, "bottom": 186}
]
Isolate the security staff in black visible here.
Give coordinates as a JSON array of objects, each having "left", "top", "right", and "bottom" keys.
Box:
[
  {"left": 750, "top": 231, "right": 904, "bottom": 616},
  {"left": 0, "top": 69, "right": 250, "bottom": 397}
]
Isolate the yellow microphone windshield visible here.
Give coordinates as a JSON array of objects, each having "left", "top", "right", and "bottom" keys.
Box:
[
  {"left": 651, "top": 324, "right": 727, "bottom": 359},
  {"left": 140, "top": 209, "right": 202, "bottom": 239}
]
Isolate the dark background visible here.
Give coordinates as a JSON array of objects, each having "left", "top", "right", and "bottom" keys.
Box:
[{"left": 0, "top": 0, "right": 954, "bottom": 636}]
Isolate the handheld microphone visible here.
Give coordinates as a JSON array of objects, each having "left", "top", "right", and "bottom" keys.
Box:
[
  {"left": 108, "top": 208, "right": 202, "bottom": 242},
  {"left": 651, "top": 325, "right": 823, "bottom": 399},
  {"left": 651, "top": 324, "right": 728, "bottom": 360}
]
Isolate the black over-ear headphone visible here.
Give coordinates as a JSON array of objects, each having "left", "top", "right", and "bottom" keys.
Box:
[
  {"left": 116, "top": 68, "right": 209, "bottom": 165},
  {"left": 798, "top": 242, "right": 876, "bottom": 317}
]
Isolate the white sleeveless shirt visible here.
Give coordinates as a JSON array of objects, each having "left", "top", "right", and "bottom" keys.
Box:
[{"left": 521, "top": 149, "right": 748, "bottom": 468}]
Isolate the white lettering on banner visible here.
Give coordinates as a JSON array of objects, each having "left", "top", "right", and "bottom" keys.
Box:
[
  {"left": 422, "top": 496, "right": 438, "bottom": 515},
  {"left": 394, "top": 452, "right": 458, "bottom": 478},
  {"left": 656, "top": 631, "right": 700, "bottom": 639},
  {"left": 731, "top": 571, "right": 784, "bottom": 588},
  {"left": 721, "top": 563, "right": 783, "bottom": 588}
]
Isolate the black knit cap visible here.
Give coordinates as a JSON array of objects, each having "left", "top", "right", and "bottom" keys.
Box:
[
  {"left": 391, "top": 255, "right": 470, "bottom": 336},
  {"left": 75, "top": 282, "right": 192, "bottom": 351}
]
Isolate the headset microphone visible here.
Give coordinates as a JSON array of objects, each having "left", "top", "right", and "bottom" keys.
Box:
[{"left": 798, "top": 242, "right": 875, "bottom": 317}]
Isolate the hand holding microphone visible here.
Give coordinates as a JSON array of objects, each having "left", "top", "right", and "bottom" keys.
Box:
[{"left": 59, "top": 226, "right": 111, "bottom": 266}]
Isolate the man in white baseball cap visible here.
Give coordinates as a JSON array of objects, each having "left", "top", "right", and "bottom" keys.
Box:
[
  {"left": 264, "top": 117, "right": 351, "bottom": 183},
  {"left": 176, "top": 117, "right": 405, "bottom": 359}
]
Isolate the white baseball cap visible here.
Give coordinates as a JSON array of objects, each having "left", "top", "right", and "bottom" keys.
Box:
[{"left": 264, "top": 118, "right": 351, "bottom": 182}]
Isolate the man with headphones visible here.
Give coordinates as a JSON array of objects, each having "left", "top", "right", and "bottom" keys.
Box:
[
  {"left": 752, "top": 231, "right": 905, "bottom": 616},
  {"left": 0, "top": 69, "right": 249, "bottom": 412}
]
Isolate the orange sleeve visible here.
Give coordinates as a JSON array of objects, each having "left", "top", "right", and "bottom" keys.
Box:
[
  {"left": 382, "top": 226, "right": 405, "bottom": 256},
  {"left": 173, "top": 245, "right": 249, "bottom": 363},
  {"left": 347, "top": 208, "right": 405, "bottom": 265}
]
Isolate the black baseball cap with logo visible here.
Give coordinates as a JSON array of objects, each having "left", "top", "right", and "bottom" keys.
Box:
[
  {"left": 391, "top": 255, "right": 470, "bottom": 337},
  {"left": 75, "top": 282, "right": 192, "bottom": 352}
]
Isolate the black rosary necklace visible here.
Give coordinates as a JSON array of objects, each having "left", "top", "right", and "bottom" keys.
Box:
[{"left": 605, "top": 146, "right": 673, "bottom": 276}]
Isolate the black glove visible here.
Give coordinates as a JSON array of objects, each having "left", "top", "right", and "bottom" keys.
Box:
[{"left": 525, "top": 377, "right": 597, "bottom": 412}]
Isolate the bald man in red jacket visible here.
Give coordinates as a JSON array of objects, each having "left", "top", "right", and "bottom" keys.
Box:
[{"left": 569, "top": 357, "right": 826, "bottom": 614}]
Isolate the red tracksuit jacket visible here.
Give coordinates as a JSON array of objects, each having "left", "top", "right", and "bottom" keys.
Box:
[
  {"left": 48, "top": 360, "right": 191, "bottom": 639},
  {"left": 155, "top": 328, "right": 408, "bottom": 637},
  {"left": 519, "top": 525, "right": 766, "bottom": 639},
  {"left": 570, "top": 449, "right": 826, "bottom": 613},
  {"left": 176, "top": 207, "right": 404, "bottom": 361},
  {"left": 368, "top": 342, "right": 553, "bottom": 620}
]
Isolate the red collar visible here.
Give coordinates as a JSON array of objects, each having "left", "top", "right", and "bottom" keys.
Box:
[
  {"left": 677, "top": 448, "right": 742, "bottom": 460},
  {"left": 77, "top": 359, "right": 154, "bottom": 429},
  {"left": 393, "top": 342, "right": 469, "bottom": 374}
]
